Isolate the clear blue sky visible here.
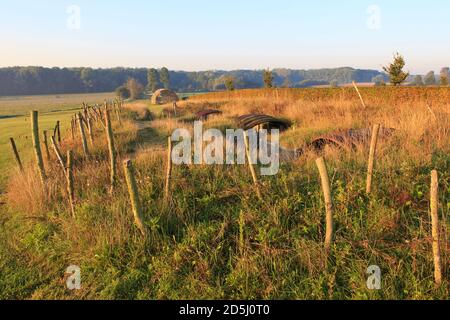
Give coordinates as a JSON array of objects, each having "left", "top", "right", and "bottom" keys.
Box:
[{"left": 1, "top": 0, "right": 449, "bottom": 73}]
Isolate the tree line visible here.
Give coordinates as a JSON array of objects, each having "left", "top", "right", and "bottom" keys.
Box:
[
  {"left": 0, "top": 66, "right": 386, "bottom": 96},
  {"left": 0, "top": 60, "right": 447, "bottom": 97},
  {"left": 0, "top": 67, "right": 148, "bottom": 96}
]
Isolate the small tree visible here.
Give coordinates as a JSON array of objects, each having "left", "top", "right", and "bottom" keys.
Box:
[
  {"left": 115, "top": 86, "right": 130, "bottom": 99},
  {"left": 263, "top": 69, "right": 274, "bottom": 88},
  {"left": 413, "top": 75, "right": 424, "bottom": 87},
  {"left": 147, "top": 68, "right": 160, "bottom": 93},
  {"left": 225, "top": 76, "right": 235, "bottom": 91},
  {"left": 424, "top": 71, "right": 436, "bottom": 86},
  {"left": 160, "top": 67, "right": 170, "bottom": 89},
  {"left": 383, "top": 52, "right": 409, "bottom": 86},
  {"left": 126, "top": 78, "right": 144, "bottom": 100},
  {"left": 440, "top": 67, "right": 449, "bottom": 86}
]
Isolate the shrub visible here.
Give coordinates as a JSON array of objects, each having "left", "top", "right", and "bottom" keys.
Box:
[
  {"left": 126, "top": 78, "right": 144, "bottom": 100},
  {"left": 115, "top": 86, "right": 131, "bottom": 99},
  {"left": 424, "top": 71, "right": 436, "bottom": 86}
]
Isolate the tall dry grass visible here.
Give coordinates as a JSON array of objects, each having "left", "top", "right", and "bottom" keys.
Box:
[{"left": 177, "top": 88, "right": 450, "bottom": 166}]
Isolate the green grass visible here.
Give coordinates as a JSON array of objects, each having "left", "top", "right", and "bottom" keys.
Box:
[{"left": 0, "top": 92, "right": 115, "bottom": 116}]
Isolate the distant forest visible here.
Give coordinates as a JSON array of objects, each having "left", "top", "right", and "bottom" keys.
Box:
[{"left": 0, "top": 66, "right": 387, "bottom": 96}]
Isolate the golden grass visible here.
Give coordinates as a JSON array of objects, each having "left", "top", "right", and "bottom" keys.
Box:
[{"left": 176, "top": 88, "right": 450, "bottom": 165}]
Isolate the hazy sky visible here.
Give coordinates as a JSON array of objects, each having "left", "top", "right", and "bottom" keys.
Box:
[{"left": 1, "top": 0, "right": 449, "bottom": 73}]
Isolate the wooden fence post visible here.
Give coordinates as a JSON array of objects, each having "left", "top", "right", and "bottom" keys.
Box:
[
  {"left": 43, "top": 130, "right": 51, "bottom": 161},
  {"left": 352, "top": 81, "right": 367, "bottom": 109},
  {"left": 105, "top": 109, "right": 117, "bottom": 192},
  {"left": 123, "top": 160, "right": 147, "bottom": 236},
  {"left": 31, "top": 111, "right": 46, "bottom": 182},
  {"left": 87, "top": 117, "right": 94, "bottom": 146},
  {"left": 164, "top": 137, "right": 173, "bottom": 205},
  {"left": 77, "top": 112, "right": 90, "bottom": 156},
  {"left": 366, "top": 124, "right": 381, "bottom": 194},
  {"left": 430, "top": 170, "right": 442, "bottom": 287},
  {"left": 316, "top": 157, "right": 333, "bottom": 251},
  {"left": 57, "top": 121, "right": 61, "bottom": 144},
  {"left": 83, "top": 106, "right": 89, "bottom": 127},
  {"left": 53, "top": 121, "right": 61, "bottom": 144},
  {"left": 114, "top": 101, "right": 122, "bottom": 124},
  {"left": 67, "top": 150, "right": 75, "bottom": 218},
  {"left": 51, "top": 136, "right": 65, "bottom": 172},
  {"left": 71, "top": 116, "right": 75, "bottom": 140},
  {"left": 239, "top": 210, "right": 245, "bottom": 255},
  {"left": 243, "top": 130, "right": 261, "bottom": 199},
  {"left": 9, "top": 138, "right": 23, "bottom": 172}
]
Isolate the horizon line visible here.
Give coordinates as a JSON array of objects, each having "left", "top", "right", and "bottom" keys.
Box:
[{"left": 0, "top": 65, "right": 385, "bottom": 73}]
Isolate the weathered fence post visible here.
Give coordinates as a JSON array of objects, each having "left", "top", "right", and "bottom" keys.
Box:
[
  {"left": 83, "top": 104, "right": 89, "bottom": 127},
  {"left": 92, "top": 105, "right": 105, "bottom": 129},
  {"left": 87, "top": 117, "right": 94, "bottom": 146},
  {"left": 70, "top": 116, "right": 75, "bottom": 140},
  {"left": 77, "top": 112, "right": 90, "bottom": 156},
  {"left": 57, "top": 121, "right": 61, "bottom": 144},
  {"left": 67, "top": 150, "right": 75, "bottom": 218},
  {"left": 430, "top": 170, "right": 442, "bottom": 287},
  {"left": 9, "top": 138, "right": 23, "bottom": 172},
  {"left": 51, "top": 136, "right": 65, "bottom": 172},
  {"left": 352, "top": 81, "right": 367, "bottom": 109},
  {"left": 114, "top": 100, "right": 122, "bottom": 124},
  {"left": 31, "top": 111, "right": 46, "bottom": 182},
  {"left": 239, "top": 210, "right": 245, "bottom": 255},
  {"left": 43, "top": 130, "right": 51, "bottom": 161},
  {"left": 366, "top": 124, "right": 381, "bottom": 194},
  {"left": 123, "top": 160, "right": 147, "bottom": 236},
  {"left": 53, "top": 121, "right": 60, "bottom": 144},
  {"left": 316, "top": 157, "right": 333, "bottom": 251},
  {"left": 243, "top": 130, "right": 261, "bottom": 199},
  {"left": 164, "top": 137, "right": 173, "bottom": 205},
  {"left": 105, "top": 109, "right": 117, "bottom": 192}
]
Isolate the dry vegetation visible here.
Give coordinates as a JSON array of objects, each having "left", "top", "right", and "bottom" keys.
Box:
[{"left": 0, "top": 87, "right": 448, "bottom": 300}]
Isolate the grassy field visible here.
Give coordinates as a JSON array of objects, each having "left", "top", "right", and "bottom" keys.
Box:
[
  {"left": 0, "top": 92, "right": 115, "bottom": 188},
  {"left": 0, "top": 92, "right": 115, "bottom": 116},
  {"left": 0, "top": 87, "right": 448, "bottom": 300}
]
